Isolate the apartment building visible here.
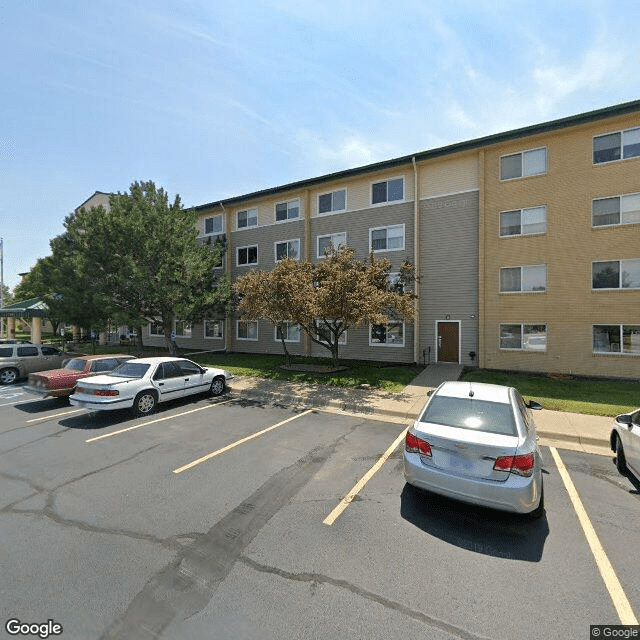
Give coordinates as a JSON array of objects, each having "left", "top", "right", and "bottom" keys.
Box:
[{"left": 143, "top": 100, "right": 640, "bottom": 380}]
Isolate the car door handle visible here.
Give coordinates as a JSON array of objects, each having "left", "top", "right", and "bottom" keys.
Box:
[
  {"left": 184, "top": 378, "right": 190, "bottom": 381},
  {"left": 158, "top": 382, "right": 165, "bottom": 386}
]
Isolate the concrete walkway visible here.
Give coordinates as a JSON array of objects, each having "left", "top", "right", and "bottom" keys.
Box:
[{"left": 228, "top": 362, "right": 614, "bottom": 457}]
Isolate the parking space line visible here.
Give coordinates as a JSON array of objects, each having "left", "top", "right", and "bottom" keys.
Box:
[
  {"left": 550, "top": 447, "right": 638, "bottom": 625},
  {"left": 86, "top": 400, "right": 234, "bottom": 443},
  {"left": 173, "top": 409, "right": 315, "bottom": 474},
  {"left": 323, "top": 425, "right": 409, "bottom": 526},
  {"left": 26, "top": 409, "right": 84, "bottom": 424}
]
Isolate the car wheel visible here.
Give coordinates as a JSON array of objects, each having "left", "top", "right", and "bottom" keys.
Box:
[
  {"left": 0, "top": 368, "right": 19, "bottom": 385},
  {"left": 615, "top": 435, "right": 628, "bottom": 475},
  {"left": 132, "top": 391, "right": 157, "bottom": 416},
  {"left": 210, "top": 376, "right": 226, "bottom": 397},
  {"left": 528, "top": 480, "right": 545, "bottom": 520}
]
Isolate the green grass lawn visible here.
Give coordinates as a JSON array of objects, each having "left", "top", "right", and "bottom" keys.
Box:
[{"left": 461, "top": 369, "right": 640, "bottom": 417}]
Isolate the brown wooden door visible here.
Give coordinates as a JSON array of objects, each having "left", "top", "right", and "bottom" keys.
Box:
[{"left": 437, "top": 322, "right": 459, "bottom": 362}]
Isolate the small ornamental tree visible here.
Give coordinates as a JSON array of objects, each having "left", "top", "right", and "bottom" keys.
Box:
[{"left": 234, "top": 246, "right": 417, "bottom": 367}]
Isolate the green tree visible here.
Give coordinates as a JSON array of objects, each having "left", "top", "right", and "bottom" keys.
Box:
[{"left": 234, "top": 246, "right": 416, "bottom": 367}]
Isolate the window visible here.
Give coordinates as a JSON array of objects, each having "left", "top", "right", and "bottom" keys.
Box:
[
  {"left": 237, "top": 245, "right": 258, "bottom": 266},
  {"left": 500, "top": 148, "right": 546, "bottom": 180},
  {"left": 317, "top": 232, "right": 346, "bottom": 257},
  {"left": 275, "top": 199, "right": 300, "bottom": 222},
  {"left": 592, "top": 193, "right": 640, "bottom": 227},
  {"left": 275, "top": 322, "right": 300, "bottom": 343},
  {"left": 500, "top": 324, "right": 547, "bottom": 351},
  {"left": 91, "top": 359, "right": 118, "bottom": 373},
  {"left": 205, "top": 320, "right": 224, "bottom": 339},
  {"left": 318, "top": 189, "right": 346, "bottom": 214},
  {"left": 275, "top": 239, "right": 300, "bottom": 261},
  {"left": 237, "top": 208, "right": 257, "bottom": 229},
  {"left": 18, "top": 347, "right": 38, "bottom": 357},
  {"left": 237, "top": 320, "right": 258, "bottom": 341},
  {"left": 41, "top": 347, "right": 61, "bottom": 356},
  {"left": 371, "top": 177, "right": 404, "bottom": 204},
  {"left": 500, "top": 265, "right": 547, "bottom": 293},
  {"left": 593, "top": 127, "right": 640, "bottom": 164},
  {"left": 592, "top": 259, "right": 640, "bottom": 289},
  {"left": 204, "top": 215, "right": 223, "bottom": 235},
  {"left": 593, "top": 325, "right": 640, "bottom": 355},
  {"left": 370, "top": 224, "right": 405, "bottom": 252},
  {"left": 370, "top": 322, "right": 404, "bottom": 346},
  {"left": 316, "top": 320, "right": 347, "bottom": 345},
  {"left": 500, "top": 206, "right": 547, "bottom": 237},
  {"left": 175, "top": 321, "right": 191, "bottom": 337},
  {"left": 149, "top": 322, "right": 164, "bottom": 336}
]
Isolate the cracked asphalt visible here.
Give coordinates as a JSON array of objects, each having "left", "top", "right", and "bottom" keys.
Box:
[{"left": 0, "top": 383, "right": 639, "bottom": 639}]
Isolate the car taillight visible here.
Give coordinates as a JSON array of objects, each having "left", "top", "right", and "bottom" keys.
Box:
[
  {"left": 95, "top": 389, "right": 119, "bottom": 397},
  {"left": 493, "top": 453, "right": 535, "bottom": 477},
  {"left": 405, "top": 432, "right": 432, "bottom": 456}
]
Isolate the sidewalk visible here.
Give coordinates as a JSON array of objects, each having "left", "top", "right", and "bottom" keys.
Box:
[{"left": 228, "top": 363, "right": 613, "bottom": 457}]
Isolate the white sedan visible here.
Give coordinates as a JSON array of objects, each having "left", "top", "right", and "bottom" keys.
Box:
[
  {"left": 611, "top": 407, "right": 640, "bottom": 482},
  {"left": 69, "top": 357, "right": 233, "bottom": 416}
]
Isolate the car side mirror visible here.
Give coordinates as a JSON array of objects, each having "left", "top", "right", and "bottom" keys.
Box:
[
  {"left": 616, "top": 414, "right": 633, "bottom": 426},
  {"left": 526, "top": 400, "right": 543, "bottom": 410}
]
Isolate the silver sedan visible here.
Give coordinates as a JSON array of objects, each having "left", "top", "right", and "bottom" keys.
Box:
[
  {"left": 403, "top": 381, "right": 544, "bottom": 518},
  {"left": 610, "top": 407, "right": 640, "bottom": 482}
]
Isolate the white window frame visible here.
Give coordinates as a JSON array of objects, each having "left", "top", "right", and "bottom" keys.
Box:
[
  {"left": 149, "top": 322, "right": 164, "bottom": 337},
  {"left": 203, "top": 214, "right": 224, "bottom": 236},
  {"left": 315, "top": 319, "right": 347, "bottom": 345},
  {"left": 369, "top": 321, "right": 405, "bottom": 347},
  {"left": 593, "top": 324, "right": 640, "bottom": 355},
  {"left": 236, "top": 208, "right": 258, "bottom": 230},
  {"left": 274, "top": 238, "right": 301, "bottom": 262},
  {"left": 499, "top": 324, "right": 548, "bottom": 352},
  {"left": 275, "top": 199, "right": 300, "bottom": 223},
  {"left": 317, "top": 232, "right": 347, "bottom": 258},
  {"left": 592, "top": 193, "right": 640, "bottom": 228},
  {"left": 369, "top": 224, "right": 405, "bottom": 253},
  {"left": 592, "top": 259, "right": 640, "bottom": 290},
  {"left": 174, "top": 320, "right": 192, "bottom": 337},
  {"left": 371, "top": 176, "right": 405, "bottom": 206},
  {"left": 274, "top": 322, "right": 300, "bottom": 343},
  {"left": 317, "top": 188, "right": 347, "bottom": 216},
  {"left": 499, "top": 205, "right": 547, "bottom": 237},
  {"left": 237, "top": 320, "right": 258, "bottom": 341},
  {"left": 499, "top": 147, "right": 547, "bottom": 181},
  {"left": 237, "top": 245, "right": 258, "bottom": 267},
  {"left": 593, "top": 127, "right": 640, "bottom": 165},
  {"left": 500, "top": 264, "right": 547, "bottom": 293},
  {"left": 204, "top": 319, "right": 225, "bottom": 340}
]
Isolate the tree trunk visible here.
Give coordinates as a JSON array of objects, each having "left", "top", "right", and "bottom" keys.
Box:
[
  {"left": 278, "top": 323, "right": 292, "bottom": 365},
  {"left": 136, "top": 325, "right": 145, "bottom": 356},
  {"left": 164, "top": 322, "right": 178, "bottom": 356}
]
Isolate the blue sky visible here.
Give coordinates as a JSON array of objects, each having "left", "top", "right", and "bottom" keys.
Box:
[{"left": 1, "top": 0, "right": 639, "bottom": 291}]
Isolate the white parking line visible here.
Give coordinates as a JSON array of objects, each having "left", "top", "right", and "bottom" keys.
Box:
[
  {"left": 26, "top": 409, "right": 84, "bottom": 424},
  {"left": 173, "top": 409, "right": 315, "bottom": 474},
  {"left": 323, "top": 425, "right": 409, "bottom": 526},
  {"left": 86, "top": 400, "right": 234, "bottom": 443},
  {"left": 550, "top": 447, "right": 638, "bottom": 625}
]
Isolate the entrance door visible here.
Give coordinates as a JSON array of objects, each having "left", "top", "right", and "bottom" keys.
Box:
[{"left": 437, "top": 322, "right": 459, "bottom": 363}]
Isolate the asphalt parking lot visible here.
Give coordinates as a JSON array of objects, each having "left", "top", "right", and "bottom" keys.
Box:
[{"left": 1, "top": 382, "right": 639, "bottom": 640}]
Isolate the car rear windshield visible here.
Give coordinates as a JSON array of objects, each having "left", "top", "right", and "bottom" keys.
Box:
[
  {"left": 110, "top": 362, "right": 150, "bottom": 378},
  {"left": 420, "top": 396, "right": 517, "bottom": 436},
  {"left": 64, "top": 359, "right": 86, "bottom": 372}
]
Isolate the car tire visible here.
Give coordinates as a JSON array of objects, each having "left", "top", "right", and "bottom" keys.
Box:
[
  {"left": 132, "top": 390, "right": 157, "bottom": 416},
  {"left": 615, "top": 435, "right": 628, "bottom": 475},
  {"left": 210, "top": 376, "right": 226, "bottom": 397},
  {"left": 0, "top": 368, "right": 19, "bottom": 385},
  {"left": 527, "top": 480, "right": 545, "bottom": 520}
]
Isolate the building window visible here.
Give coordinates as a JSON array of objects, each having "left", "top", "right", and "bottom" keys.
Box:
[
  {"left": 237, "top": 245, "right": 258, "bottom": 266},
  {"left": 275, "top": 239, "right": 300, "bottom": 262},
  {"left": 500, "top": 148, "right": 547, "bottom": 180},
  {"left": 593, "top": 127, "right": 640, "bottom": 164},
  {"left": 371, "top": 177, "right": 404, "bottom": 204},
  {"left": 500, "top": 206, "right": 547, "bottom": 237},
  {"left": 205, "top": 320, "right": 224, "bottom": 339},
  {"left": 370, "top": 224, "right": 405, "bottom": 252},
  {"left": 592, "top": 193, "right": 640, "bottom": 227},
  {"left": 275, "top": 322, "right": 300, "bottom": 343},
  {"left": 593, "top": 325, "right": 640, "bottom": 355},
  {"left": 204, "top": 214, "right": 223, "bottom": 235},
  {"left": 500, "top": 324, "right": 547, "bottom": 351},
  {"left": 592, "top": 259, "right": 640, "bottom": 289},
  {"left": 175, "top": 321, "right": 191, "bottom": 337},
  {"left": 317, "top": 232, "right": 346, "bottom": 257},
  {"left": 275, "top": 199, "right": 300, "bottom": 222},
  {"left": 237, "top": 208, "right": 258, "bottom": 229},
  {"left": 149, "top": 322, "right": 164, "bottom": 336},
  {"left": 500, "top": 265, "right": 547, "bottom": 293},
  {"left": 318, "top": 189, "right": 346, "bottom": 215},
  {"left": 237, "top": 320, "right": 258, "bottom": 341},
  {"left": 316, "top": 320, "right": 347, "bottom": 345},
  {"left": 370, "top": 322, "right": 405, "bottom": 346}
]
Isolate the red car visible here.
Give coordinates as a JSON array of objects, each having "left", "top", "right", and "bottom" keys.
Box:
[{"left": 27, "top": 354, "right": 136, "bottom": 399}]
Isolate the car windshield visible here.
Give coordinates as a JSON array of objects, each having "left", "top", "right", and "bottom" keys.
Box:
[
  {"left": 420, "top": 396, "right": 517, "bottom": 436},
  {"left": 64, "top": 359, "right": 87, "bottom": 372},
  {"left": 110, "top": 362, "right": 150, "bottom": 378}
]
